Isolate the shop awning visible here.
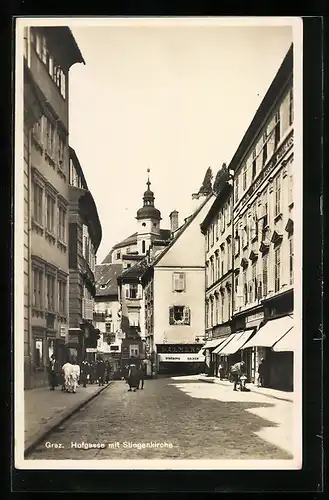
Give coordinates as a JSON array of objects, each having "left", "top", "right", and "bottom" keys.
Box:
[
  {"left": 158, "top": 353, "right": 205, "bottom": 363},
  {"left": 272, "top": 326, "right": 296, "bottom": 352},
  {"left": 212, "top": 334, "right": 236, "bottom": 354},
  {"left": 198, "top": 336, "right": 229, "bottom": 355},
  {"left": 242, "top": 315, "right": 294, "bottom": 349},
  {"left": 217, "top": 329, "right": 255, "bottom": 356}
]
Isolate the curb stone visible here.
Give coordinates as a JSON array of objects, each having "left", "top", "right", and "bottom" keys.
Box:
[
  {"left": 24, "top": 381, "right": 113, "bottom": 457},
  {"left": 198, "top": 377, "right": 293, "bottom": 403}
]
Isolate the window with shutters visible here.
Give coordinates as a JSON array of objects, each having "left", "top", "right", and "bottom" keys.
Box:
[
  {"left": 173, "top": 272, "right": 186, "bottom": 292},
  {"left": 274, "top": 111, "right": 281, "bottom": 149},
  {"left": 252, "top": 262, "right": 257, "bottom": 301},
  {"left": 45, "top": 117, "right": 55, "bottom": 158},
  {"left": 235, "top": 175, "right": 239, "bottom": 203},
  {"left": 289, "top": 234, "right": 294, "bottom": 285},
  {"left": 215, "top": 253, "right": 220, "bottom": 280},
  {"left": 33, "top": 267, "right": 43, "bottom": 308},
  {"left": 58, "top": 279, "right": 67, "bottom": 315},
  {"left": 57, "top": 134, "right": 65, "bottom": 168},
  {"left": 46, "top": 274, "right": 56, "bottom": 311},
  {"left": 46, "top": 192, "right": 55, "bottom": 234},
  {"left": 169, "top": 306, "right": 191, "bottom": 325},
  {"left": 263, "top": 253, "right": 268, "bottom": 297},
  {"left": 210, "top": 300, "right": 214, "bottom": 327},
  {"left": 289, "top": 88, "right": 294, "bottom": 126},
  {"left": 243, "top": 269, "right": 248, "bottom": 305},
  {"left": 252, "top": 149, "right": 257, "bottom": 180},
  {"left": 205, "top": 301, "right": 209, "bottom": 328},
  {"left": 262, "top": 131, "right": 268, "bottom": 166},
  {"left": 242, "top": 163, "right": 247, "bottom": 190},
  {"left": 58, "top": 205, "right": 66, "bottom": 242},
  {"left": 221, "top": 291, "right": 225, "bottom": 322},
  {"left": 275, "top": 174, "right": 281, "bottom": 217},
  {"left": 215, "top": 294, "right": 219, "bottom": 325},
  {"left": 126, "top": 283, "right": 138, "bottom": 299},
  {"left": 129, "top": 344, "right": 139, "bottom": 357},
  {"left": 275, "top": 246, "right": 281, "bottom": 292},
  {"left": 33, "top": 181, "right": 44, "bottom": 225}
]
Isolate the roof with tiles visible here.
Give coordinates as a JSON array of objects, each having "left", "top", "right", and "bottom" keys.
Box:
[{"left": 95, "top": 263, "right": 122, "bottom": 297}]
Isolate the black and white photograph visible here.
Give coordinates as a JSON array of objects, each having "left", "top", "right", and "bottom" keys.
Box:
[{"left": 15, "top": 17, "right": 303, "bottom": 470}]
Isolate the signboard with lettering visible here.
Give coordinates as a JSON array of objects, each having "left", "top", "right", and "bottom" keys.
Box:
[{"left": 158, "top": 353, "right": 205, "bottom": 363}]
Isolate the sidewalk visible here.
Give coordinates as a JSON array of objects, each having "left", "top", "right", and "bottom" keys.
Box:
[
  {"left": 198, "top": 375, "right": 294, "bottom": 402},
  {"left": 24, "top": 382, "right": 112, "bottom": 455}
]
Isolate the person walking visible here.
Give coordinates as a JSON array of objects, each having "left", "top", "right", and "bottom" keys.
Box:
[
  {"left": 96, "top": 357, "right": 106, "bottom": 386},
  {"left": 229, "top": 361, "right": 246, "bottom": 391},
  {"left": 138, "top": 359, "right": 147, "bottom": 390},
  {"left": 127, "top": 363, "right": 139, "bottom": 392},
  {"left": 80, "top": 358, "right": 89, "bottom": 388},
  {"left": 48, "top": 354, "right": 58, "bottom": 390},
  {"left": 257, "top": 358, "right": 266, "bottom": 387}
]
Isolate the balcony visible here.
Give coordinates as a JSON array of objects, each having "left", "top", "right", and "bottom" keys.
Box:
[{"left": 82, "top": 298, "right": 94, "bottom": 321}]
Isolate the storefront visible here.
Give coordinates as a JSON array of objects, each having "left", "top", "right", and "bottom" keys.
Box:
[
  {"left": 199, "top": 337, "right": 229, "bottom": 377},
  {"left": 213, "top": 329, "right": 255, "bottom": 380},
  {"left": 242, "top": 314, "right": 295, "bottom": 391},
  {"left": 157, "top": 352, "right": 205, "bottom": 376}
]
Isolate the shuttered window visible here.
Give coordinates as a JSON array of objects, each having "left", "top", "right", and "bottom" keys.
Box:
[
  {"left": 169, "top": 306, "right": 191, "bottom": 325},
  {"left": 263, "top": 253, "right": 268, "bottom": 297},
  {"left": 172, "top": 272, "right": 186, "bottom": 292}
]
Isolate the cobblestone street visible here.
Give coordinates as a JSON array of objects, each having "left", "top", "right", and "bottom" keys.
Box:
[{"left": 27, "top": 376, "right": 293, "bottom": 461}]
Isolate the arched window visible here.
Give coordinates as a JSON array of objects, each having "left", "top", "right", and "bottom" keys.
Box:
[{"left": 142, "top": 240, "right": 146, "bottom": 253}]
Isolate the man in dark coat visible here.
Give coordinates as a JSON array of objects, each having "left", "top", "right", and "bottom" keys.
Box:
[
  {"left": 96, "top": 357, "right": 106, "bottom": 386},
  {"left": 230, "top": 361, "right": 246, "bottom": 391},
  {"left": 127, "top": 364, "right": 139, "bottom": 392},
  {"left": 138, "top": 359, "right": 147, "bottom": 390},
  {"left": 257, "top": 358, "right": 266, "bottom": 387}
]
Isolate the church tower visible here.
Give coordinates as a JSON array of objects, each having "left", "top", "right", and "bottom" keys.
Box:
[{"left": 136, "top": 169, "right": 161, "bottom": 255}]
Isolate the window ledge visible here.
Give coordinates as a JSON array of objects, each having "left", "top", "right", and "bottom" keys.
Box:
[
  {"left": 274, "top": 213, "right": 283, "bottom": 223},
  {"left": 45, "top": 230, "right": 56, "bottom": 244},
  {"left": 32, "top": 219, "right": 44, "bottom": 234},
  {"left": 32, "top": 307, "right": 45, "bottom": 317},
  {"left": 57, "top": 239, "right": 67, "bottom": 252},
  {"left": 57, "top": 166, "right": 67, "bottom": 180},
  {"left": 45, "top": 152, "right": 56, "bottom": 168},
  {"left": 32, "top": 136, "right": 44, "bottom": 153}
]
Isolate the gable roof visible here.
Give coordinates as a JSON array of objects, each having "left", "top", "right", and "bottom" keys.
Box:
[
  {"left": 118, "top": 257, "right": 149, "bottom": 282},
  {"left": 149, "top": 193, "right": 214, "bottom": 268},
  {"left": 95, "top": 263, "right": 122, "bottom": 297}
]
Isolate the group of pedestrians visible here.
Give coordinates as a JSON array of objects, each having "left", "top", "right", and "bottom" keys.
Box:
[
  {"left": 47, "top": 354, "right": 112, "bottom": 393},
  {"left": 124, "top": 360, "right": 147, "bottom": 392}
]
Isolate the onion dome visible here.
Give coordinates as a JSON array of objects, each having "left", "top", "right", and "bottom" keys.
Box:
[{"left": 136, "top": 169, "right": 162, "bottom": 221}]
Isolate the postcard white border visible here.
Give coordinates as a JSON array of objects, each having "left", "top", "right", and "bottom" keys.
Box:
[{"left": 14, "top": 16, "right": 303, "bottom": 471}]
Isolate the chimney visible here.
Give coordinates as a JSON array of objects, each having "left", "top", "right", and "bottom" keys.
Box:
[{"left": 169, "top": 210, "right": 179, "bottom": 233}]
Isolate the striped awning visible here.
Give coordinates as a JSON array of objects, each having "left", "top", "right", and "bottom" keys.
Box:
[{"left": 217, "top": 329, "right": 255, "bottom": 356}]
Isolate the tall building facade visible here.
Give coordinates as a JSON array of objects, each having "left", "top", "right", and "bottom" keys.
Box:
[
  {"left": 23, "top": 26, "right": 85, "bottom": 388},
  {"left": 68, "top": 148, "right": 102, "bottom": 363},
  {"left": 141, "top": 192, "right": 215, "bottom": 376},
  {"left": 200, "top": 44, "right": 295, "bottom": 391}
]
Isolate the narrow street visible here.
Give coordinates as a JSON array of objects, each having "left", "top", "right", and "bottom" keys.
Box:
[{"left": 28, "top": 376, "right": 293, "bottom": 460}]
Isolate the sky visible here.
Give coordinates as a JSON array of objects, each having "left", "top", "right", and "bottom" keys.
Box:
[{"left": 67, "top": 20, "right": 293, "bottom": 264}]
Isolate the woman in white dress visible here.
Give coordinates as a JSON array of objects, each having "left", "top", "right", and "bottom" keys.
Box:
[{"left": 71, "top": 359, "right": 81, "bottom": 393}]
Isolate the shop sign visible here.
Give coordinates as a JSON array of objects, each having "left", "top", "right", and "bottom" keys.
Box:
[
  {"left": 60, "top": 325, "right": 67, "bottom": 338},
  {"left": 158, "top": 353, "right": 205, "bottom": 363},
  {"left": 86, "top": 348, "right": 98, "bottom": 353},
  {"left": 246, "top": 311, "right": 264, "bottom": 325}
]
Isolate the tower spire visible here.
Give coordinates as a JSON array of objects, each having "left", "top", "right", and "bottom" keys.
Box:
[{"left": 146, "top": 168, "right": 151, "bottom": 190}]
